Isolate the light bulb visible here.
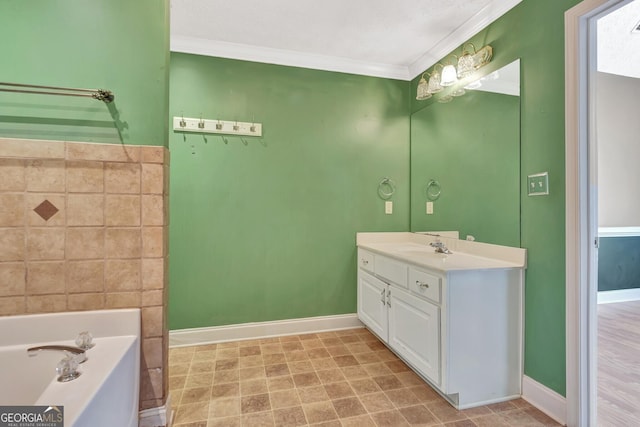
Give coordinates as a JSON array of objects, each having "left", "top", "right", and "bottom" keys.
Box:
[{"left": 440, "top": 64, "right": 458, "bottom": 87}]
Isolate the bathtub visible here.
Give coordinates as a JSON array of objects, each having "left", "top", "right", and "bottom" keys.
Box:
[{"left": 0, "top": 309, "right": 140, "bottom": 427}]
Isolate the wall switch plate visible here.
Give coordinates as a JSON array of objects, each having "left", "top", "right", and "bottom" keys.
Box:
[
  {"left": 385, "top": 201, "right": 393, "bottom": 214},
  {"left": 426, "top": 202, "right": 434, "bottom": 214},
  {"left": 527, "top": 172, "right": 549, "bottom": 196}
]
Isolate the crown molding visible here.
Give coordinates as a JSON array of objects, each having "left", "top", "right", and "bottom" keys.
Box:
[
  {"left": 171, "top": 36, "right": 411, "bottom": 80},
  {"left": 170, "top": 0, "right": 521, "bottom": 82},
  {"left": 407, "top": 0, "right": 522, "bottom": 79}
]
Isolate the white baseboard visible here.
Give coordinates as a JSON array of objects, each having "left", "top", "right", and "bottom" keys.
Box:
[
  {"left": 139, "top": 392, "right": 172, "bottom": 427},
  {"left": 522, "top": 375, "right": 566, "bottom": 426},
  {"left": 598, "top": 288, "right": 640, "bottom": 304},
  {"left": 169, "top": 313, "right": 364, "bottom": 347}
]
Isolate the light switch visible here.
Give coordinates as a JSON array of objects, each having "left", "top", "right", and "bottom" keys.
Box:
[
  {"left": 527, "top": 172, "right": 549, "bottom": 196},
  {"left": 385, "top": 201, "right": 393, "bottom": 214},
  {"left": 426, "top": 202, "right": 434, "bottom": 214}
]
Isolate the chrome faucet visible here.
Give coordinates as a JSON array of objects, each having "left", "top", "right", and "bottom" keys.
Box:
[
  {"left": 27, "top": 345, "right": 86, "bottom": 382},
  {"left": 430, "top": 238, "right": 452, "bottom": 254},
  {"left": 27, "top": 345, "right": 87, "bottom": 363}
]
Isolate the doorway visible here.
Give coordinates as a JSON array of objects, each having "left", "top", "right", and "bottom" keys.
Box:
[{"left": 565, "top": 0, "right": 638, "bottom": 425}]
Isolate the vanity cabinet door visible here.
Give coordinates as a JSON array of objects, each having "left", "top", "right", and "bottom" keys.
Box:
[
  {"left": 357, "top": 270, "right": 388, "bottom": 341},
  {"left": 388, "top": 286, "right": 440, "bottom": 386}
]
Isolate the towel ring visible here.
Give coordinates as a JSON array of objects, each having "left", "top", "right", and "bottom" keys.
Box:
[
  {"left": 378, "top": 177, "right": 396, "bottom": 200},
  {"left": 426, "top": 179, "right": 441, "bottom": 201}
]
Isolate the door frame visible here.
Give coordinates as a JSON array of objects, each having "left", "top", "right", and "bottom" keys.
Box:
[{"left": 565, "top": 0, "right": 632, "bottom": 425}]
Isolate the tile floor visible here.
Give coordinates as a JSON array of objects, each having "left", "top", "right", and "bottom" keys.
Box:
[{"left": 169, "top": 328, "right": 561, "bottom": 426}]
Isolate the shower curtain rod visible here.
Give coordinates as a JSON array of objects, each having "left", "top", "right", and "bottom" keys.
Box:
[{"left": 0, "top": 82, "right": 114, "bottom": 103}]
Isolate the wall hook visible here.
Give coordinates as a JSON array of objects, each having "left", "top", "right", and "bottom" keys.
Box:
[
  {"left": 216, "top": 120, "right": 223, "bottom": 130},
  {"left": 198, "top": 114, "right": 205, "bottom": 129},
  {"left": 179, "top": 113, "right": 186, "bottom": 128}
]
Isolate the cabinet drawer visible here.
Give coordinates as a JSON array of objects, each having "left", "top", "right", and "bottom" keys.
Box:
[
  {"left": 408, "top": 268, "right": 441, "bottom": 304},
  {"left": 375, "top": 255, "right": 408, "bottom": 288},
  {"left": 358, "top": 250, "right": 375, "bottom": 272}
]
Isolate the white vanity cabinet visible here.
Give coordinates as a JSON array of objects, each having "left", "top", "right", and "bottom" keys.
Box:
[{"left": 356, "top": 244, "right": 524, "bottom": 409}]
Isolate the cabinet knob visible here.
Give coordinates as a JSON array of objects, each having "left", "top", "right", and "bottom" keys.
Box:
[
  {"left": 417, "top": 281, "right": 429, "bottom": 288},
  {"left": 362, "top": 259, "right": 369, "bottom": 265}
]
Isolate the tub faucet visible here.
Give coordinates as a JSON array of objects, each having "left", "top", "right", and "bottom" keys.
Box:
[
  {"left": 27, "top": 345, "right": 87, "bottom": 364},
  {"left": 27, "top": 345, "right": 86, "bottom": 382},
  {"left": 430, "top": 239, "right": 452, "bottom": 254}
]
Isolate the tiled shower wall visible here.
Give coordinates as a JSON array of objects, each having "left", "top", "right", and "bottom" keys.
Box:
[{"left": 0, "top": 138, "right": 169, "bottom": 412}]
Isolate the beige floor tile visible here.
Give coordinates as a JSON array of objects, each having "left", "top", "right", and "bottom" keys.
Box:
[
  {"left": 208, "top": 397, "right": 240, "bottom": 418},
  {"left": 241, "top": 411, "right": 275, "bottom": 427},
  {"left": 323, "top": 382, "right": 354, "bottom": 399},
  {"left": 207, "top": 416, "right": 240, "bottom": 427},
  {"left": 297, "top": 385, "right": 330, "bottom": 404},
  {"left": 168, "top": 329, "right": 561, "bottom": 427},
  {"left": 340, "top": 414, "right": 377, "bottom": 427},
  {"left": 359, "top": 391, "right": 396, "bottom": 413},
  {"left": 240, "top": 393, "right": 271, "bottom": 414},
  {"left": 180, "top": 387, "right": 211, "bottom": 405},
  {"left": 267, "top": 376, "right": 295, "bottom": 391},
  {"left": 302, "top": 401, "right": 339, "bottom": 424},
  {"left": 174, "top": 401, "right": 210, "bottom": 424},
  {"left": 240, "top": 379, "right": 268, "bottom": 396},
  {"left": 371, "top": 409, "right": 411, "bottom": 427},
  {"left": 331, "top": 396, "right": 366, "bottom": 418},
  {"left": 273, "top": 406, "right": 307, "bottom": 427},
  {"left": 270, "top": 389, "right": 301, "bottom": 409}
]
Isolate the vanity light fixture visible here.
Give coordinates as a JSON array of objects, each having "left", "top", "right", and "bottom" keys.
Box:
[
  {"left": 428, "top": 64, "right": 444, "bottom": 94},
  {"left": 415, "top": 44, "right": 492, "bottom": 101},
  {"left": 416, "top": 72, "right": 432, "bottom": 100},
  {"left": 457, "top": 43, "right": 477, "bottom": 79},
  {"left": 440, "top": 58, "right": 458, "bottom": 87}
]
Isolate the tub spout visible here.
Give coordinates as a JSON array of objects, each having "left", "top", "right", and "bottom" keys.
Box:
[{"left": 27, "top": 345, "right": 87, "bottom": 363}]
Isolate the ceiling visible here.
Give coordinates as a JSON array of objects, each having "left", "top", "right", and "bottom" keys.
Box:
[
  {"left": 170, "top": 0, "right": 521, "bottom": 81},
  {"left": 598, "top": 0, "right": 640, "bottom": 79}
]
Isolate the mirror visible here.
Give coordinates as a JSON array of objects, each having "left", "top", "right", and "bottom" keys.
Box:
[{"left": 410, "top": 59, "right": 521, "bottom": 247}]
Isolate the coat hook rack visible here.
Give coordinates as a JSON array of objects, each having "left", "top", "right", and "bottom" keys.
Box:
[{"left": 173, "top": 116, "right": 263, "bottom": 137}]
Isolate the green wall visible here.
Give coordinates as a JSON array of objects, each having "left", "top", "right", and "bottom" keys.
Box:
[
  {"left": 412, "top": 0, "right": 582, "bottom": 396},
  {"left": 410, "top": 90, "right": 520, "bottom": 247},
  {"left": 0, "top": 0, "right": 169, "bottom": 146},
  {"left": 169, "top": 54, "right": 410, "bottom": 329}
]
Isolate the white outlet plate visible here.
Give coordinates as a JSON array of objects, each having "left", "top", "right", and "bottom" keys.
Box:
[
  {"left": 426, "top": 202, "right": 434, "bottom": 214},
  {"left": 385, "top": 201, "right": 393, "bottom": 214},
  {"left": 527, "top": 172, "right": 549, "bottom": 196}
]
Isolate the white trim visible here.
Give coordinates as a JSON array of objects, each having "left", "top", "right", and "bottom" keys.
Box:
[
  {"left": 171, "top": 36, "right": 411, "bottom": 80},
  {"left": 566, "top": 1, "right": 632, "bottom": 426},
  {"left": 139, "top": 393, "right": 172, "bottom": 427},
  {"left": 171, "top": 0, "right": 522, "bottom": 81},
  {"left": 407, "top": 0, "right": 522, "bottom": 79},
  {"left": 598, "top": 288, "right": 640, "bottom": 304},
  {"left": 522, "top": 375, "right": 567, "bottom": 426},
  {"left": 169, "top": 314, "right": 364, "bottom": 347},
  {"left": 598, "top": 226, "right": 640, "bottom": 237}
]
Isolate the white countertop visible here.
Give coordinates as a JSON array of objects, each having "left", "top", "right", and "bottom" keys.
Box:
[{"left": 357, "top": 232, "right": 526, "bottom": 273}]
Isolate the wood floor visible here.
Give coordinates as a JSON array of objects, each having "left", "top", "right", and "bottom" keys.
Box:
[{"left": 598, "top": 300, "right": 640, "bottom": 426}]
